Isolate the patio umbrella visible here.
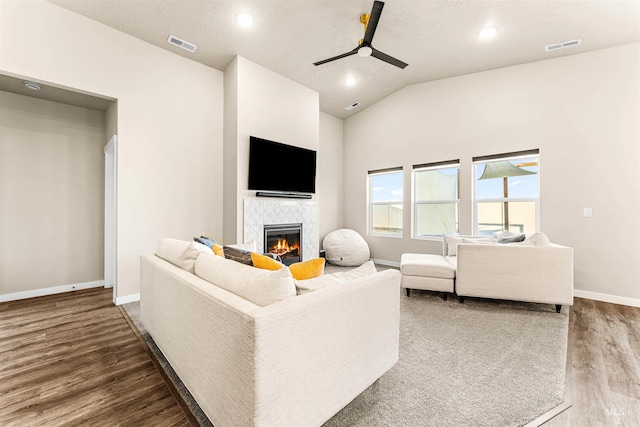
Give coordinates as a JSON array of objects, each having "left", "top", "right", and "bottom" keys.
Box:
[{"left": 478, "top": 161, "right": 537, "bottom": 231}]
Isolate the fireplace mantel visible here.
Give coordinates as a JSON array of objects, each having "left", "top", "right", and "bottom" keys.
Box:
[{"left": 243, "top": 198, "right": 318, "bottom": 262}]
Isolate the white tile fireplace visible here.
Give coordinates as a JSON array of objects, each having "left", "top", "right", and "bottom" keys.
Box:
[{"left": 243, "top": 198, "right": 318, "bottom": 262}]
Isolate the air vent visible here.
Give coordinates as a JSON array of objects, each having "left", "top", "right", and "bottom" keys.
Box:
[
  {"left": 345, "top": 102, "right": 360, "bottom": 111},
  {"left": 545, "top": 39, "right": 581, "bottom": 52},
  {"left": 167, "top": 35, "right": 197, "bottom": 53}
]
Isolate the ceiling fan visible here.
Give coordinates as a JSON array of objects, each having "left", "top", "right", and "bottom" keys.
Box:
[{"left": 313, "top": 1, "right": 408, "bottom": 69}]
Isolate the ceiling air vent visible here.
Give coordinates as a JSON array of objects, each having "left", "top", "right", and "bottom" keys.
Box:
[
  {"left": 545, "top": 39, "right": 581, "bottom": 52},
  {"left": 345, "top": 102, "right": 360, "bottom": 111},
  {"left": 167, "top": 35, "right": 197, "bottom": 53}
]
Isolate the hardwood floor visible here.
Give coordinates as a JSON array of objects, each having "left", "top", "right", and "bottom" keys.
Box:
[
  {"left": 544, "top": 298, "right": 640, "bottom": 427},
  {"left": 1, "top": 289, "right": 638, "bottom": 426},
  {"left": 0, "top": 287, "right": 192, "bottom": 426}
]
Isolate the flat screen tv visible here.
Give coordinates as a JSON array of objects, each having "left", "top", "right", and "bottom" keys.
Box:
[{"left": 248, "top": 136, "right": 317, "bottom": 194}]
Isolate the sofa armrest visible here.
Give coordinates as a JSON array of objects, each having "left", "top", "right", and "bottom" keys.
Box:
[
  {"left": 251, "top": 269, "right": 401, "bottom": 426},
  {"left": 456, "top": 244, "right": 574, "bottom": 306}
]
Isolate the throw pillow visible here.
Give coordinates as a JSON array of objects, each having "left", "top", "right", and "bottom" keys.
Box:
[
  {"left": 156, "top": 238, "right": 201, "bottom": 273},
  {"left": 289, "top": 258, "right": 326, "bottom": 280},
  {"left": 251, "top": 252, "right": 284, "bottom": 271},
  {"left": 195, "top": 252, "right": 296, "bottom": 307},
  {"left": 523, "top": 232, "right": 551, "bottom": 246},
  {"left": 496, "top": 232, "right": 526, "bottom": 244},
  {"left": 193, "top": 236, "right": 220, "bottom": 248},
  {"left": 212, "top": 243, "right": 225, "bottom": 257},
  {"left": 223, "top": 246, "right": 254, "bottom": 266},
  {"left": 444, "top": 236, "right": 464, "bottom": 256},
  {"left": 294, "top": 260, "right": 377, "bottom": 295}
]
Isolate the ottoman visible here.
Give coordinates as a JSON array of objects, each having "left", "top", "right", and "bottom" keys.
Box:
[{"left": 400, "top": 253, "right": 455, "bottom": 300}]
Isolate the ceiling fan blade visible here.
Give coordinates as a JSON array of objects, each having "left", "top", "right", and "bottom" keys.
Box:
[
  {"left": 363, "top": 1, "right": 384, "bottom": 45},
  {"left": 371, "top": 47, "right": 409, "bottom": 69},
  {"left": 313, "top": 47, "right": 359, "bottom": 66}
]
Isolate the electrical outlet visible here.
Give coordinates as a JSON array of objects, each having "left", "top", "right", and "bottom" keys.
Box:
[{"left": 584, "top": 208, "right": 592, "bottom": 217}]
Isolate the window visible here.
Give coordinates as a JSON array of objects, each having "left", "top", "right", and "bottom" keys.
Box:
[
  {"left": 413, "top": 161, "right": 460, "bottom": 238},
  {"left": 473, "top": 150, "right": 539, "bottom": 236},
  {"left": 368, "top": 168, "right": 403, "bottom": 237}
]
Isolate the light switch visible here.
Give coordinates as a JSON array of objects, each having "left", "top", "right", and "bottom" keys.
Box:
[{"left": 584, "top": 208, "right": 592, "bottom": 217}]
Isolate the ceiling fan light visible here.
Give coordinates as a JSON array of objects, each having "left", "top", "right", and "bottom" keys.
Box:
[{"left": 358, "top": 46, "right": 372, "bottom": 57}]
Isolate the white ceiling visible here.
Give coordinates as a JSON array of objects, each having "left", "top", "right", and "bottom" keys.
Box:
[{"left": 46, "top": 0, "right": 640, "bottom": 119}]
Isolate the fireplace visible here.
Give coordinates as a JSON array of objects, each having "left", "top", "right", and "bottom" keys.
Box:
[{"left": 264, "top": 223, "right": 302, "bottom": 266}]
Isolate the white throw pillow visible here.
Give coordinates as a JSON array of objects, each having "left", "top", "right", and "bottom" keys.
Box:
[
  {"left": 444, "top": 236, "right": 464, "bottom": 256},
  {"left": 322, "top": 229, "right": 370, "bottom": 266},
  {"left": 295, "top": 260, "right": 377, "bottom": 295},
  {"left": 195, "top": 252, "right": 296, "bottom": 306},
  {"left": 156, "top": 238, "right": 201, "bottom": 273},
  {"left": 523, "top": 232, "right": 552, "bottom": 246}
]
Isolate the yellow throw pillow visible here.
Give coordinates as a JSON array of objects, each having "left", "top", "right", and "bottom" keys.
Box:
[
  {"left": 251, "top": 252, "right": 284, "bottom": 270},
  {"left": 289, "top": 258, "right": 325, "bottom": 280},
  {"left": 212, "top": 243, "right": 225, "bottom": 257}
]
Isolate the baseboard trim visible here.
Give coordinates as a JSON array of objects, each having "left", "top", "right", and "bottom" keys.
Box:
[
  {"left": 371, "top": 258, "right": 401, "bottom": 268},
  {"left": 0, "top": 280, "right": 105, "bottom": 303},
  {"left": 574, "top": 289, "right": 640, "bottom": 307},
  {"left": 115, "top": 293, "right": 140, "bottom": 306}
]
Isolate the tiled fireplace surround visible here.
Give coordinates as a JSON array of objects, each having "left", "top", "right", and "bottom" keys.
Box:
[{"left": 243, "top": 198, "right": 319, "bottom": 261}]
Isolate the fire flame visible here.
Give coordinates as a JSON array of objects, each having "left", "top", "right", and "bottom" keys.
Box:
[{"left": 270, "top": 238, "right": 300, "bottom": 256}]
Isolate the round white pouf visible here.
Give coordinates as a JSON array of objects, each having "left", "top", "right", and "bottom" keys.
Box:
[{"left": 322, "top": 229, "right": 370, "bottom": 266}]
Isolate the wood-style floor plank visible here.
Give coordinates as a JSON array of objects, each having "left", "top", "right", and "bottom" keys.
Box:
[
  {"left": 0, "top": 287, "right": 192, "bottom": 427},
  {"left": 544, "top": 298, "right": 640, "bottom": 427}
]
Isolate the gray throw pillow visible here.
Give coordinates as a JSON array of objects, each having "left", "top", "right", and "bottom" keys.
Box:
[{"left": 496, "top": 232, "right": 526, "bottom": 244}]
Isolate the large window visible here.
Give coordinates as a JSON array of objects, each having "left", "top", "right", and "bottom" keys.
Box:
[
  {"left": 368, "top": 168, "right": 403, "bottom": 237},
  {"left": 413, "top": 161, "right": 460, "bottom": 238},
  {"left": 473, "top": 150, "right": 539, "bottom": 235}
]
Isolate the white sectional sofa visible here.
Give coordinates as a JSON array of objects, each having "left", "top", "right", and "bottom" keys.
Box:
[
  {"left": 140, "top": 239, "right": 400, "bottom": 427},
  {"left": 401, "top": 233, "right": 574, "bottom": 312}
]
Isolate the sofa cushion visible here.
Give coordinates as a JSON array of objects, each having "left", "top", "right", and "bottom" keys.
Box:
[
  {"left": 195, "top": 252, "right": 296, "bottom": 306},
  {"left": 400, "top": 253, "right": 455, "bottom": 279},
  {"left": 295, "top": 260, "right": 377, "bottom": 295},
  {"left": 289, "top": 258, "right": 325, "bottom": 280},
  {"left": 156, "top": 238, "right": 204, "bottom": 273},
  {"left": 444, "top": 236, "right": 464, "bottom": 256}
]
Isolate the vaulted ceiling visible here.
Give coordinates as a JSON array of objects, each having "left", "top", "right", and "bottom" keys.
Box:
[{"left": 46, "top": 0, "right": 640, "bottom": 119}]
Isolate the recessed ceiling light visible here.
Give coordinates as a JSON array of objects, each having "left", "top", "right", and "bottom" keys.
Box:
[
  {"left": 358, "top": 46, "right": 372, "bottom": 57},
  {"left": 24, "top": 81, "right": 41, "bottom": 91},
  {"left": 237, "top": 12, "right": 254, "bottom": 28},
  {"left": 479, "top": 27, "right": 497, "bottom": 40},
  {"left": 345, "top": 76, "right": 357, "bottom": 87}
]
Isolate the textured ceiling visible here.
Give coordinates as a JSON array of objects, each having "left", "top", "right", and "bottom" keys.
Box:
[{"left": 45, "top": 0, "right": 640, "bottom": 119}]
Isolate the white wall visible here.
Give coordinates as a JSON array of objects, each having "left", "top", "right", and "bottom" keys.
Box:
[
  {"left": 223, "top": 56, "right": 320, "bottom": 244},
  {"left": 344, "top": 44, "right": 640, "bottom": 303},
  {"left": 318, "top": 112, "right": 344, "bottom": 244},
  {"left": 0, "top": 91, "right": 105, "bottom": 296},
  {"left": 0, "top": 0, "right": 224, "bottom": 301}
]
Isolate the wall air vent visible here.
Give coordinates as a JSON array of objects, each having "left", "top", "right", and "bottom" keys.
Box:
[
  {"left": 345, "top": 101, "right": 360, "bottom": 111},
  {"left": 545, "top": 39, "right": 581, "bottom": 52},
  {"left": 167, "top": 35, "right": 197, "bottom": 53}
]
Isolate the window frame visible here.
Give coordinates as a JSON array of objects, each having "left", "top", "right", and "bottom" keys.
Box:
[
  {"left": 411, "top": 160, "right": 460, "bottom": 240},
  {"left": 472, "top": 150, "right": 540, "bottom": 236},
  {"left": 367, "top": 167, "right": 404, "bottom": 238}
]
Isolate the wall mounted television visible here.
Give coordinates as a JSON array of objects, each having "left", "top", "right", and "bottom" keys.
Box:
[{"left": 248, "top": 136, "right": 317, "bottom": 194}]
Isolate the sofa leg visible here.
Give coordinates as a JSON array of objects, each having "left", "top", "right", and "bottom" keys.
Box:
[
  {"left": 459, "top": 297, "right": 465, "bottom": 304},
  {"left": 441, "top": 293, "right": 448, "bottom": 301},
  {"left": 406, "top": 288, "right": 411, "bottom": 297},
  {"left": 555, "top": 304, "right": 561, "bottom": 313}
]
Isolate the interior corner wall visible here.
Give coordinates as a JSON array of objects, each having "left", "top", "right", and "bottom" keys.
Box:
[
  {"left": 0, "top": 91, "right": 105, "bottom": 296},
  {"left": 319, "top": 112, "right": 344, "bottom": 244},
  {"left": 344, "top": 43, "right": 640, "bottom": 302},
  {"left": 0, "top": 0, "right": 224, "bottom": 301},
  {"left": 223, "top": 58, "right": 239, "bottom": 245},
  {"left": 225, "top": 56, "right": 320, "bottom": 244}
]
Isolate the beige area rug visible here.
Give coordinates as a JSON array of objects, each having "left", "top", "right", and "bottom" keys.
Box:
[{"left": 124, "top": 275, "right": 568, "bottom": 427}]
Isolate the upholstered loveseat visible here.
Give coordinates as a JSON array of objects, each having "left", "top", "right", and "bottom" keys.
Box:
[{"left": 140, "top": 238, "right": 400, "bottom": 427}]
